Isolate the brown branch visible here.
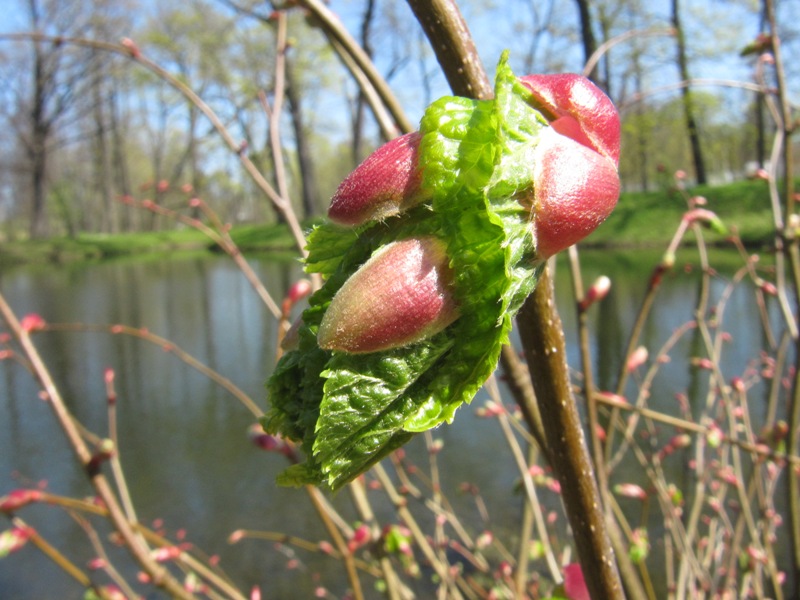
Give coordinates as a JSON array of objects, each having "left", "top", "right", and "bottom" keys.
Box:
[
  {"left": 0, "top": 294, "right": 196, "bottom": 600},
  {"left": 297, "top": 0, "right": 413, "bottom": 136},
  {"left": 517, "top": 269, "right": 624, "bottom": 599},
  {"left": 404, "top": 1, "right": 625, "bottom": 597},
  {"left": 405, "top": 0, "right": 492, "bottom": 100}
]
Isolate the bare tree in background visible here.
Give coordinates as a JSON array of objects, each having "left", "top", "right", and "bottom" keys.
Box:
[
  {"left": 671, "top": 0, "right": 707, "bottom": 184},
  {"left": 19, "top": 0, "right": 98, "bottom": 238},
  {"left": 574, "top": 0, "right": 600, "bottom": 85}
]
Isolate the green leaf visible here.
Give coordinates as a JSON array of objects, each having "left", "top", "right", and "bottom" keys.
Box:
[
  {"left": 265, "top": 53, "right": 547, "bottom": 489},
  {"left": 304, "top": 222, "right": 362, "bottom": 277}
]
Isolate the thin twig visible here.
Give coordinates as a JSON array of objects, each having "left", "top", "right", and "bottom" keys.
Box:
[
  {"left": 42, "top": 322, "right": 263, "bottom": 418},
  {"left": 0, "top": 294, "right": 196, "bottom": 600}
]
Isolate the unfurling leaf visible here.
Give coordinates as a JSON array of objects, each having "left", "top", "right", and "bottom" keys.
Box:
[{"left": 265, "top": 52, "right": 620, "bottom": 489}]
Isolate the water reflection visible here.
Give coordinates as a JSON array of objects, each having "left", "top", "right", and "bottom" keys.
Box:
[{"left": 0, "top": 249, "right": 791, "bottom": 598}]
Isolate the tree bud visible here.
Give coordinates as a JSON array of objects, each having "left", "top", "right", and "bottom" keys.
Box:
[
  {"left": 328, "top": 132, "right": 429, "bottom": 226},
  {"left": 519, "top": 73, "right": 620, "bottom": 165},
  {"left": 317, "top": 237, "right": 458, "bottom": 353},
  {"left": 518, "top": 74, "right": 621, "bottom": 258},
  {"left": 528, "top": 127, "right": 620, "bottom": 258}
]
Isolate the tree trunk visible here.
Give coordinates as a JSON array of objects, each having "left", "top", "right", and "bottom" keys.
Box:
[
  {"left": 28, "top": 0, "right": 49, "bottom": 239},
  {"left": 285, "top": 58, "right": 318, "bottom": 219},
  {"left": 93, "top": 66, "right": 115, "bottom": 233},
  {"left": 574, "top": 0, "right": 599, "bottom": 84},
  {"left": 352, "top": 0, "right": 376, "bottom": 164},
  {"left": 671, "top": 0, "right": 707, "bottom": 184},
  {"left": 110, "top": 79, "right": 133, "bottom": 232}
]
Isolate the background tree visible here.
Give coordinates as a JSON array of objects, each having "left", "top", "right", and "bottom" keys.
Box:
[
  {"left": 671, "top": 0, "right": 707, "bottom": 185},
  {"left": 18, "top": 0, "right": 102, "bottom": 238}
]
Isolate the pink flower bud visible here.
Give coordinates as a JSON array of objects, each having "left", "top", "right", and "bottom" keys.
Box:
[
  {"left": 0, "top": 526, "right": 32, "bottom": 558},
  {"left": 518, "top": 75, "right": 620, "bottom": 258},
  {"left": 228, "top": 530, "right": 245, "bottom": 544},
  {"left": 348, "top": 523, "right": 371, "bottom": 553},
  {"left": 150, "top": 545, "right": 182, "bottom": 563},
  {"left": 759, "top": 280, "right": 778, "bottom": 296},
  {"left": 519, "top": 74, "right": 620, "bottom": 165},
  {"left": 120, "top": 37, "right": 141, "bottom": 58},
  {"left": 20, "top": 313, "right": 45, "bottom": 333},
  {"left": 475, "top": 530, "right": 493, "bottom": 549},
  {"left": 318, "top": 237, "right": 459, "bottom": 353},
  {"left": 0, "top": 489, "right": 43, "bottom": 513},
  {"left": 626, "top": 346, "right": 648, "bottom": 373},
  {"left": 562, "top": 563, "right": 590, "bottom": 600},
  {"left": 100, "top": 585, "right": 127, "bottom": 600},
  {"left": 328, "top": 132, "right": 429, "bottom": 226},
  {"left": 247, "top": 424, "right": 296, "bottom": 460},
  {"left": 527, "top": 128, "right": 619, "bottom": 258},
  {"left": 613, "top": 483, "right": 648, "bottom": 500},
  {"left": 282, "top": 279, "right": 313, "bottom": 316},
  {"left": 579, "top": 275, "right": 611, "bottom": 311}
]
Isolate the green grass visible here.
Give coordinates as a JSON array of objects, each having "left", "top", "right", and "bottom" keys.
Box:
[
  {"left": 0, "top": 180, "right": 785, "bottom": 266},
  {"left": 586, "top": 179, "right": 776, "bottom": 248}
]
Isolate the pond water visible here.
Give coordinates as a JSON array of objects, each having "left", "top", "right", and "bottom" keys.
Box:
[{"left": 0, "top": 248, "right": 793, "bottom": 598}]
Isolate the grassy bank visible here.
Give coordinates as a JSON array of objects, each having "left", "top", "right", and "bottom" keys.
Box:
[
  {"left": 586, "top": 178, "right": 776, "bottom": 248},
  {"left": 0, "top": 223, "right": 300, "bottom": 266},
  {"left": 0, "top": 179, "right": 780, "bottom": 266}
]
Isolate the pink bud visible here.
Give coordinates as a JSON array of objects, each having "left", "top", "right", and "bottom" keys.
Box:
[
  {"left": 0, "top": 489, "right": 43, "bottom": 513},
  {"left": 318, "top": 237, "right": 459, "bottom": 353},
  {"left": 287, "top": 279, "right": 313, "bottom": 304},
  {"left": 516, "top": 75, "right": 620, "bottom": 258},
  {"left": 228, "top": 530, "right": 245, "bottom": 544},
  {"left": 20, "top": 313, "right": 45, "bottom": 333},
  {"left": 475, "top": 530, "right": 493, "bottom": 549},
  {"left": 759, "top": 280, "right": 778, "bottom": 296},
  {"left": 120, "top": 37, "right": 141, "bottom": 58},
  {"left": 328, "top": 132, "right": 429, "bottom": 226},
  {"left": 150, "top": 545, "right": 182, "bottom": 562},
  {"left": 579, "top": 275, "right": 611, "bottom": 311},
  {"left": 282, "top": 279, "right": 313, "bottom": 316},
  {"left": 626, "top": 346, "right": 649, "bottom": 373},
  {"left": 248, "top": 424, "right": 296, "bottom": 460},
  {"left": 527, "top": 127, "right": 620, "bottom": 258},
  {"left": 670, "top": 434, "right": 692, "bottom": 449},
  {"left": 0, "top": 526, "right": 32, "bottom": 558},
  {"left": 348, "top": 523, "right": 371, "bottom": 553},
  {"left": 614, "top": 483, "right": 648, "bottom": 500},
  {"left": 519, "top": 74, "right": 620, "bottom": 165},
  {"left": 99, "top": 586, "right": 126, "bottom": 600},
  {"left": 562, "top": 563, "right": 590, "bottom": 600}
]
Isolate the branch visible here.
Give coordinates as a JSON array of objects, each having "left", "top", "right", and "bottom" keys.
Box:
[
  {"left": 0, "top": 32, "right": 309, "bottom": 258},
  {"left": 405, "top": 0, "right": 492, "bottom": 100},
  {"left": 404, "top": 1, "right": 624, "bottom": 597},
  {"left": 517, "top": 269, "right": 625, "bottom": 599},
  {"left": 0, "top": 294, "right": 196, "bottom": 600},
  {"left": 297, "top": 0, "right": 413, "bottom": 136}
]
